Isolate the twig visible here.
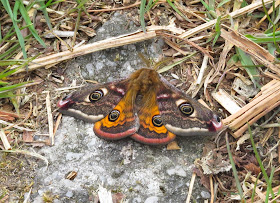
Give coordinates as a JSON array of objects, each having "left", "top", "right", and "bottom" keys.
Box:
[
  {"left": 1, "top": 149, "right": 48, "bottom": 166},
  {"left": 186, "top": 172, "right": 196, "bottom": 203},
  {"left": 224, "top": 80, "right": 280, "bottom": 138},
  {"left": 0, "top": 129, "right": 11, "bottom": 150},
  {"left": 53, "top": 113, "right": 62, "bottom": 136},
  {"left": 13, "top": 30, "right": 157, "bottom": 74},
  {"left": 196, "top": 55, "right": 209, "bottom": 85},
  {"left": 221, "top": 29, "right": 280, "bottom": 76},
  {"left": 0, "top": 119, "right": 33, "bottom": 131},
  {"left": 179, "top": 0, "right": 275, "bottom": 39},
  {"left": 210, "top": 175, "right": 214, "bottom": 203},
  {"left": 46, "top": 91, "right": 54, "bottom": 145}
]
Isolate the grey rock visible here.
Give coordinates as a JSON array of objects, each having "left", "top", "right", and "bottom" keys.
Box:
[
  {"left": 31, "top": 12, "right": 210, "bottom": 202},
  {"left": 145, "top": 196, "right": 159, "bottom": 203}
]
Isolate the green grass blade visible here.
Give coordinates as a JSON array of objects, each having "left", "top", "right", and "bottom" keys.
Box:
[
  {"left": 157, "top": 52, "right": 197, "bottom": 73},
  {"left": 248, "top": 124, "right": 275, "bottom": 199},
  {"left": 213, "top": 15, "right": 221, "bottom": 46},
  {"left": 265, "top": 167, "right": 275, "bottom": 202},
  {"left": 0, "top": 60, "right": 25, "bottom": 66},
  {"left": 145, "top": 0, "right": 159, "bottom": 12},
  {"left": 226, "top": 134, "right": 244, "bottom": 200},
  {"left": 217, "top": 0, "right": 231, "bottom": 8},
  {"left": 1, "top": 0, "right": 27, "bottom": 59},
  {"left": 37, "top": 1, "right": 53, "bottom": 30},
  {"left": 245, "top": 34, "right": 280, "bottom": 43},
  {"left": 236, "top": 47, "right": 261, "bottom": 88},
  {"left": 140, "top": 0, "right": 146, "bottom": 32},
  {"left": 251, "top": 173, "right": 261, "bottom": 202},
  {"left": 166, "top": 0, "right": 190, "bottom": 22},
  {"left": 200, "top": 0, "right": 209, "bottom": 10},
  {"left": 18, "top": 1, "right": 46, "bottom": 47},
  {"left": 0, "top": 82, "right": 31, "bottom": 93},
  {"left": 0, "top": 81, "right": 8, "bottom": 85},
  {"left": 0, "top": 43, "right": 21, "bottom": 60}
]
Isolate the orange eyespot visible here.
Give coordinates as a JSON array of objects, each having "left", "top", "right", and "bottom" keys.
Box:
[
  {"left": 108, "top": 110, "right": 120, "bottom": 122},
  {"left": 152, "top": 115, "right": 163, "bottom": 127},
  {"left": 89, "top": 90, "right": 103, "bottom": 102},
  {"left": 179, "top": 103, "right": 194, "bottom": 116}
]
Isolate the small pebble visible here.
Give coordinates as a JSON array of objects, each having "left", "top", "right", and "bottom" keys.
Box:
[{"left": 201, "top": 191, "right": 211, "bottom": 199}]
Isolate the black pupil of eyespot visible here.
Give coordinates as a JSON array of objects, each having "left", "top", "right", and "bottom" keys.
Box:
[
  {"left": 180, "top": 103, "right": 193, "bottom": 115},
  {"left": 214, "top": 114, "right": 221, "bottom": 123},
  {"left": 109, "top": 110, "right": 120, "bottom": 122},
  {"left": 152, "top": 115, "right": 163, "bottom": 127},
  {"left": 90, "top": 90, "right": 103, "bottom": 101}
]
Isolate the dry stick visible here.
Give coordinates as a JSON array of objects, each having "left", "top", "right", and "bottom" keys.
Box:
[
  {"left": 196, "top": 55, "right": 209, "bottom": 85},
  {"left": 53, "top": 113, "right": 62, "bottom": 136},
  {"left": 210, "top": 175, "right": 214, "bottom": 203},
  {"left": 234, "top": 100, "right": 280, "bottom": 137},
  {"left": 0, "top": 119, "right": 33, "bottom": 131},
  {"left": 186, "top": 172, "right": 196, "bottom": 203},
  {"left": 224, "top": 80, "right": 280, "bottom": 138},
  {"left": 179, "top": 0, "right": 275, "bottom": 39},
  {"left": 212, "top": 89, "right": 241, "bottom": 115},
  {"left": 223, "top": 80, "right": 280, "bottom": 124},
  {"left": 0, "top": 129, "right": 11, "bottom": 150},
  {"left": 229, "top": 90, "right": 280, "bottom": 130},
  {"left": 157, "top": 32, "right": 213, "bottom": 59},
  {"left": 14, "top": 30, "right": 157, "bottom": 74},
  {"left": 46, "top": 91, "right": 54, "bottom": 145},
  {"left": 221, "top": 29, "right": 280, "bottom": 77}
]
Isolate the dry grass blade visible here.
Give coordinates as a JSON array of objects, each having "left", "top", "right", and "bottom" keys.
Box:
[
  {"left": 186, "top": 172, "right": 196, "bottom": 203},
  {"left": 46, "top": 91, "right": 54, "bottom": 145},
  {"left": 0, "top": 119, "right": 33, "bottom": 131},
  {"left": 212, "top": 89, "right": 241, "bottom": 115},
  {"left": 179, "top": 0, "right": 276, "bottom": 39},
  {"left": 1, "top": 149, "right": 48, "bottom": 167},
  {"left": 0, "top": 129, "right": 11, "bottom": 150},
  {"left": 221, "top": 29, "right": 280, "bottom": 77},
  {"left": 13, "top": 30, "right": 157, "bottom": 74}
]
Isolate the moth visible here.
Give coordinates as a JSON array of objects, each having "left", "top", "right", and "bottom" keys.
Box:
[{"left": 58, "top": 68, "right": 222, "bottom": 145}]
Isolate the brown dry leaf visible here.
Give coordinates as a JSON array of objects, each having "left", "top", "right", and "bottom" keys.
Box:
[
  {"left": 244, "top": 163, "right": 261, "bottom": 175},
  {"left": 0, "top": 110, "right": 21, "bottom": 121},
  {"left": 22, "top": 131, "right": 34, "bottom": 142},
  {"left": 195, "top": 150, "right": 231, "bottom": 175},
  {"left": 167, "top": 141, "right": 181, "bottom": 150},
  {"left": 193, "top": 167, "right": 210, "bottom": 190}
]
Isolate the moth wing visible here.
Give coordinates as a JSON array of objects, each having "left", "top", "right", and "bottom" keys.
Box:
[
  {"left": 58, "top": 79, "right": 139, "bottom": 140},
  {"left": 131, "top": 91, "right": 176, "bottom": 145},
  {"left": 93, "top": 89, "right": 140, "bottom": 140},
  {"left": 156, "top": 75, "right": 222, "bottom": 136},
  {"left": 58, "top": 79, "right": 129, "bottom": 123}
]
